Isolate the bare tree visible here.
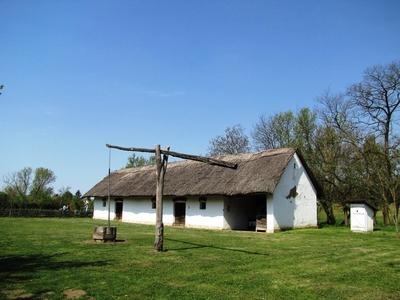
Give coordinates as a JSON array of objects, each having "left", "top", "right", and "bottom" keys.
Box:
[
  {"left": 317, "top": 91, "right": 361, "bottom": 144},
  {"left": 252, "top": 111, "right": 296, "bottom": 150},
  {"left": 3, "top": 167, "right": 32, "bottom": 201},
  {"left": 348, "top": 61, "right": 400, "bottom": 225},
  {"left": 208, "top": 125, "right": 250, "bottom": 156},
  {"left": 348, "top": 62, "right": 400, "bottom": 152}
]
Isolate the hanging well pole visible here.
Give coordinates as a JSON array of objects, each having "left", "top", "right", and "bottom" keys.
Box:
[{"left": 106, "top": 144, "right": 237, "bottom": 169}]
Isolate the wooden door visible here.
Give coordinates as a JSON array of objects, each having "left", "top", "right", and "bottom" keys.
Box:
[
  {"left": 174, "top": 201, "right": 186, "bottom": 226},
  {"left": 115, "top": 201, "right": 123, "bottom": 220}
]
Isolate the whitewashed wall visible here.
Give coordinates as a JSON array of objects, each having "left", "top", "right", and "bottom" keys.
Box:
[
  {"left": 122, "top": 198, "right": 175, "bottom": 225},
  {"left": 93, "top": 198, "right": 116, "bottom": 220},
  {"left": 271, "top": 153, "right": 317, "bottom": 231},
  {"left": 186, "top": 197, "right": 225, "bottom": 229},
  {"left": 266, "top": 195, "right": 274, "bottom": 233},
  {"left": 93, "top": 196, "right": 225, "bottom": 229}
]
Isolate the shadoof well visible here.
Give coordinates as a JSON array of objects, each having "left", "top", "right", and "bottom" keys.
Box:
[{"left": 93, "top": 144, "right": 237, "bottom": 251}]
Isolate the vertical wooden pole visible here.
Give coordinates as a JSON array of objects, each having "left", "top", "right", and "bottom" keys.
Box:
[
  {"left": 154, "top": 145, "right": 163, "bottom": 251},
  {"left": 154, "top": 145, "right": 169, "bottom": 251}
]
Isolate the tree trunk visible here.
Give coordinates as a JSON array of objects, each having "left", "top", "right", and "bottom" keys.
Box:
[
  {"left": 343, "top": 207, "right": 350, "bottom": 226},
  {"left": 383, "top": 119, "right": 392, "bottom": 226},
  {"left": 320, "top": 200, "right": 336, "bottom": 225},
  {"left": 382, "top": 201, "right": 389, "bottom": 226}
]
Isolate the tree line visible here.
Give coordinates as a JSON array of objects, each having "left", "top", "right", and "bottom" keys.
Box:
[
  {"left": 208, "top": 61, "right": 400, "bottom": 229},
  {"left": 0, "top": 167, "right": 86, "bottom": 211}
]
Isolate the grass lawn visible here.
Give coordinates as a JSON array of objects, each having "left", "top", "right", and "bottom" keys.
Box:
[{"left": 0, "top": 218, "right": 399, "bottom": 299}]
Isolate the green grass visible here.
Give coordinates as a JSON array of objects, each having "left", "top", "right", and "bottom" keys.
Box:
[{"left": 0, "top": 218, "right": 399, "bottom": 299}]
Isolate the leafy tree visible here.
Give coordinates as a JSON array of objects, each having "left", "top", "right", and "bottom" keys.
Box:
[
  {"left": 208, "top": 125, "right": 250, "bottom": 156},
  {"left": 30, "top": 168, "right": 56, "bottom": 201},
  {"left": 126, "top": 154, "right": 156, "bottom": 168}
]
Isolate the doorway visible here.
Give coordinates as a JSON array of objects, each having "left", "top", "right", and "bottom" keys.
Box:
[
  {"left": 174, "top": 201, "right": 186, "bottom": 226},
  {"left": 115, "top": 200, "right": 123, "bottom": 220},
  {"left": 224, "top": 195, "right": 266, "bottom": 231}
]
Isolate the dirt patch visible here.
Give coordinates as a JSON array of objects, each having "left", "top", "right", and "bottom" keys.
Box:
[
  {"left": 63, "top": 289, "right": 87, "bottom": 299},
  {"left": 2, "top": 289, "right": 34, "bottom": 300},
  {"left": 16, "top": 294, "right": 34, "bottom": 300}
]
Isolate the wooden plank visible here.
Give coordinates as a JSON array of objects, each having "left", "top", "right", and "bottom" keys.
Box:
[{"left": 106, "top": 144, "right": 237, "bottom": 169}]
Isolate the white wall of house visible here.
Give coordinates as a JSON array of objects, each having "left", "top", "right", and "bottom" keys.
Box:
[
  {"left": 93, "top": 198, "right": 116, "bottom": 220},
  {"left": 271, "top": 153, "right": 318, "bottom": 231},
  {"left": 122, "top": 198, "right": 175, "bottom": 225},
  {"left": 93, "top": 196, "right": 226, "bottom": 229},
  {"left": 266, "top": 195, "right": 274, "bottom": 233},
  {"left": 186, "top": 197, "right": 225, "bottom": 229}
]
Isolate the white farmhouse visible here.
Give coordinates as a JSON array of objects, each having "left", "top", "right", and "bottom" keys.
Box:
[{"left": 84, "top": 148, "right": 320, "bottom": 233}]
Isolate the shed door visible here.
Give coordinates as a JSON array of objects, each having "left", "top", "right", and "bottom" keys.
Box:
[
  {"left": 352, "top": 207, "right": 366, "bottom": 230},
  {"left": 174, "top": 202, "right": 186, "bottom": 226}
]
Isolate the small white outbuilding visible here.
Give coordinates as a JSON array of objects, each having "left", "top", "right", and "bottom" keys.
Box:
[{"left": 350, "top": 202, "right": 376, "bottom": 232}]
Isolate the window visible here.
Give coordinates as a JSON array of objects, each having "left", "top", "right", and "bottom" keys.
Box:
[
  {"left": 151, "top": 198, "right": 156, "bottom": 209},
  {"left": 102, "top": 199, "right": 107, "bottom": 207},
  {"left": 199, "top": 197, "right": 207, "bottom": 210}
]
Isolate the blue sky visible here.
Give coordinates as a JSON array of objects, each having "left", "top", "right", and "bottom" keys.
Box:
[{"left": 1, "top": 0, "right": 399, "bottom": 194}]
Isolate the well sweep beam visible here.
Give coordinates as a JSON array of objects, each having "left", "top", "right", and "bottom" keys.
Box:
[{"left": 106, "top": 144, "right": 237, "bottom": 169}]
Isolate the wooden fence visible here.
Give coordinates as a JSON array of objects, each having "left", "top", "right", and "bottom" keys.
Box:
[{"left": 0, "top": 209, "right": 93, "bottom": 218}]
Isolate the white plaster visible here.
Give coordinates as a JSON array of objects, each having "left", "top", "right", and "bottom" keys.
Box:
[
  {"left": 266, "top": 195, "right": 275, "bottom": 233},
  {"left": 271, "top": 153, "right": 318, "bottom": 230},
  {"left": 185, "top": 197, "right": 225, "bottom": 229},
  {"left": 122, "top": 198, "right": 174, "bottom": 225},
  {"left": 93, "top": 198, "right": 116, "bottom": 220}
]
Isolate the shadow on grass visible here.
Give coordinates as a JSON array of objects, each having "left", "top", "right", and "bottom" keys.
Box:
[
  {"left": 165, "top": 238, "right": 269, "bottom": 256},
  {"left": 0, "top": 253, "right": 110, "bottom": 285}
]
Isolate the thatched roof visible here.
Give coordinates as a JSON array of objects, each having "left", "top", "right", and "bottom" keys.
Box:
[{"left": 84, "top": 148, "right": 317, "bottom": 198}]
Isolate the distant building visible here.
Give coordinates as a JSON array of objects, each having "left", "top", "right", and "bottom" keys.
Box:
[{"left": 84, "top": 148, "right": 319, "bottom": 233}]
